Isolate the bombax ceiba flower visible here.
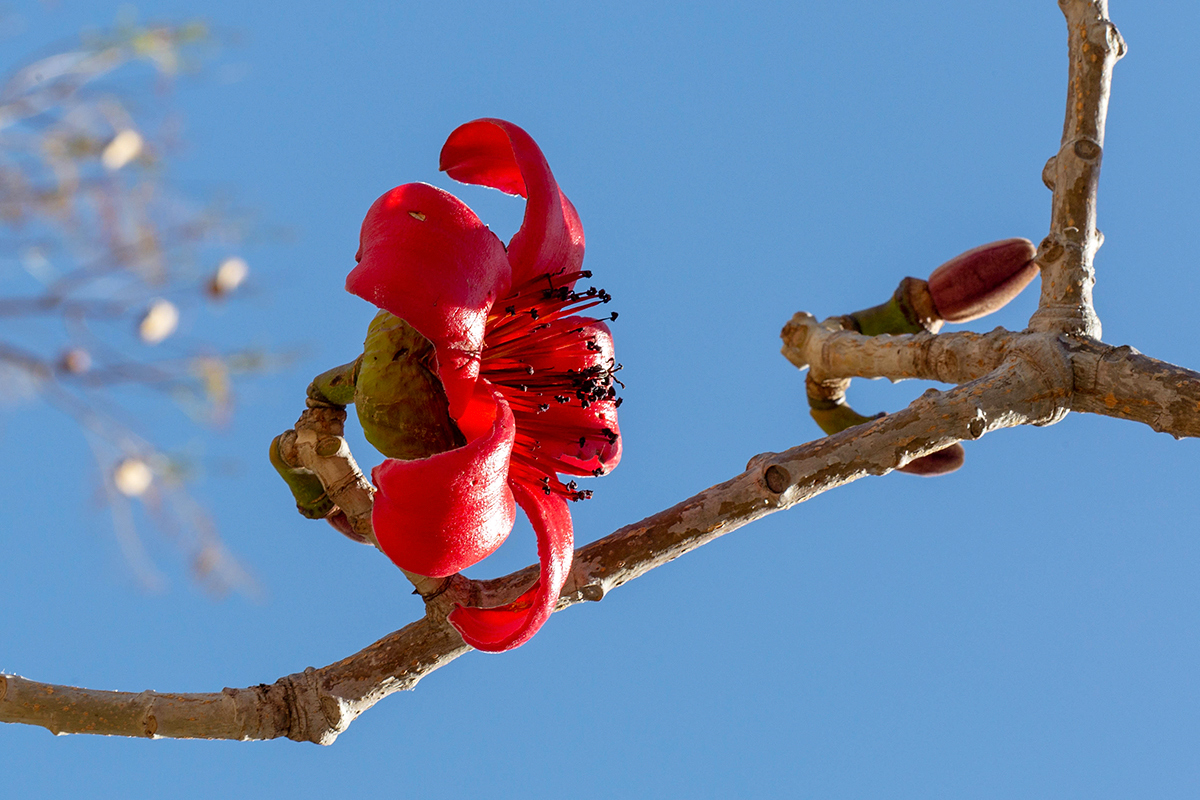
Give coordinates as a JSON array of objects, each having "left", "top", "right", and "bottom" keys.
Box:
[{"left": 346, "top": 119, "right": 622, "bottom": 652}]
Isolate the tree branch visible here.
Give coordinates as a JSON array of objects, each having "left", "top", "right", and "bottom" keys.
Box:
[
  {"left": 7, "top": 0, "right": 1191, "bottom": 748},
  {"left": 1030, "top": 0, "right": 1124, "bottom": 337},
  {"left": 0, "top": 356, "right": 1065, "bottom": 742},
  {"left": 781, "top": 312, "right": 1013, "bottom": 385},
  {"left": 1067, "top": 339, "right": 1200, "bottom": 436},
  {"left": 782, "top": 310, "right": 1200, "bottom": 441}
]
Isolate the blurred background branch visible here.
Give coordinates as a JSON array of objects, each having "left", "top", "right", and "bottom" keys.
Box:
[{"left": 0, "top": 15, "right": 264, "bottom": 595}]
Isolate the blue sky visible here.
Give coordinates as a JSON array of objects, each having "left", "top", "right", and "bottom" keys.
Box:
[{"left": 4, "top": 1, "right": 1200, "bottom": 797}]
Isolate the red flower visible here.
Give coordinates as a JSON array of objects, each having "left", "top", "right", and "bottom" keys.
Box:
[{"left": 345, "top": 119, "right": 622, "bottom": 652}]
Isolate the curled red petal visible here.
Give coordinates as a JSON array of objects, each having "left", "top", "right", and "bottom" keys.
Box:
[
  {"left": 440, "top": 119, "right": 584, "bottom": 287},
  {"left": 371, "top": 392, "right": 516, "bottom": 578},
  {"left": 346, "top": 182, "right": 511, "bottom": 417},
  {"left": 448, "top": 479, "right": 573, "bottom": 652}
]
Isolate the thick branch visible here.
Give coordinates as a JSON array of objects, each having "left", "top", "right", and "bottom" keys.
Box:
[
  {"left": 0, "top": 614, "right": 468, "bottom": 744},
  {"left": 1068, "top": 339, "right": 1200, "bottom": 436},
  {"left": 1030, "top": 0, "right": 1124, "bottom": 337},
  {"left": 781, "top": 309, "right": 1200, "bottom": 441},
  {"left": 0, "top": 358, "right": 1067, "bottom": 743}
]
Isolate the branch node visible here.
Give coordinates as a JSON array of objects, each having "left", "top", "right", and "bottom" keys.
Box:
[
  {"left": 764, "top": 464, "right": 791, "bottom": 494},
  {"left": 1009, "top": 337, "right": 1075, "bottom": 426},
  {"left": 1073, "top": 138, "right": 1102, "bottom": 160},
  {"left": 415, "top": 576, "right": 454, "bottom": 603},
  {"left": 1037, "top": 237, "right": 1062, "bottom": 264},
  {"left": 1042, "top": 156, "right": 1057, "bottom": 189},
  {"left": 315, "top": 436, "right": 342, "bottom": 458},
  {"left": 745, "top": 452, "right": 773, "bottom": 472},
  {"left": 318, "top": 694, "right": 344, "bottom": 733},
  {"left": 1107, "top": 21, "right": 1127, "bottom": 59}
]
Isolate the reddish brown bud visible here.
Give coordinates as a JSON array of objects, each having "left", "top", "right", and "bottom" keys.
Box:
[
  {"left": 325, "top": 510, "right": 370, "bottom": 544},
  {"left": 927, "top": 238, "right": 1038, "bottom": 323},
  {"left": 58, "top": 348, "right": 92, "bottom": 374},
  {"left": 897, "top": 443, "right": 965, "bottom": 476}
]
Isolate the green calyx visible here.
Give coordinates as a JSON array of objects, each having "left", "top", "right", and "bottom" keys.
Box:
[
  {"left": 272, "top": 310, "right": 467, "bottom": 525},
  {"left": 308, "top": 358, "right": 360, "bottom": 406},
  {"left": 304, "top": 311, "right": 465, "bottom": 460},
  {"left": 809, "top": 402, "right": 882, "bottom": 436},
  {"left": 351, "top": 311, "right": 465, "bottom": 461},
  {"left": 269, "top": 434, "right": 335, "bottom": 519},
  {"left": 848, "top": 294, "right": 926, "bottom": 337}
]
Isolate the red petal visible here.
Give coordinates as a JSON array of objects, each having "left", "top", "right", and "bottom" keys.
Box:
[
  {"left": 440, "top": 119, "right": 584, "bottom": 288},
  {"left": 346, "top": 182, "right": 510, "bottom": 417},
  {"left": 511, "top": 315, "right": 616, "bottom": 374},
  {"left": 517, "top": 399, "right": 622, "bottom": 476},
  {"left": 448, "top": 479, "right": 573, "bottom": 652},
  {"left": 511, "top": 317, "right": 621, "bottom": 473},
  {"left": 370, "top": 392, "right": 516, "bottom": 578}
]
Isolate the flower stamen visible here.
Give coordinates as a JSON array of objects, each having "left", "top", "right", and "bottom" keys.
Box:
[{"left": 480, "top": 271, "right": 621, "bottom": 502}]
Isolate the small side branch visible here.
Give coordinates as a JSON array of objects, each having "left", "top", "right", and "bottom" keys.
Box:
[
  {"left": 273, "top": 403, "right": 446, "bottom": 598},
  {"left": 1030, "top": 0, "right": 1125, "bottom": 337},
  {"left": 781, "top": 312, "right": 1015, "bottom": 386}
]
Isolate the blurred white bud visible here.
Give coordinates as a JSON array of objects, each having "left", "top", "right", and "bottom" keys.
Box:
[
  {"left": 101, "top": 129, "right": 144, "bottom": 171},
  {"left": 138, "top": 299, "right": 179, "bottom": 344},
  {"left": 20, "top": 247, "right": 52, "bottom": 282},
  {"left": 58, "top": 348, "right": 92, "bottom": 374},
  {"left": 113, "top": 458, "right": 153, "bottom": 497},
  {"left": 209, "top": 256, "right": 249, "bottom": 297}
]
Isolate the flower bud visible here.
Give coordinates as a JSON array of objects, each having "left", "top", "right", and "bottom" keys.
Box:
[
  {"left": 138, "top": 299, "right": 179, "bottom": 344},
  {"left": 101, "top": 129, "right": 144, "bottom": 171},
  {"left": 58, "top": 348, "right": 92, "bottom": 374},
  {"left": 927, "top": 238, "right": 1038, "bottom": 323},
  {"left": 113, "top": 457, "right": 153, "bottom": 496},
  {"left": 207, "top": 256, "right": 249, "bottom": 298},
  {"left": 896, "top": 443, "right": 965, "bottom": 476}
]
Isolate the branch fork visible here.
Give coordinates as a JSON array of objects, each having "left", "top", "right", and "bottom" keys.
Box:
[{"left": 6, "top": 0, "right": 1200, "bottom": 745}]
